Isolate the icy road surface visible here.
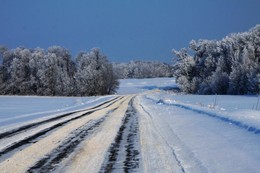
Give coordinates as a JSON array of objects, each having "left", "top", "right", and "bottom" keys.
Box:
[{"left": 0, "top": 92, "right": 260, "bottom": 172}]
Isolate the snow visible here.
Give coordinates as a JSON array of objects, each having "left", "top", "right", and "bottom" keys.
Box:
[
  {"left": 117, "top": 77, "right": 178, "bottom": 94},
  {"left": 137, "top": 94, "right": 260, "bottom": 172},
  {"left": 118, "top": 78, "right": 260, "bottom": 172},
  {"left": 0, "top": 95, "right": 115, "bottom": 129},
  {"left": 0, "top": 97, "right": 130, "bottom": 173},
  {"left": 1, "top": 77, "right": 259, "bottom": 135},
  {"left": 118, "top": 78, "right": 260, "bottom": 133},
  {"left": 59, "top": 97, "right": 132, "bottom": 173},
  {"left": 1, "top": 77, "right": 260, "bottom": 172},
  {"left": 146, "top": 93, "right": 260, "bottom": 132}
]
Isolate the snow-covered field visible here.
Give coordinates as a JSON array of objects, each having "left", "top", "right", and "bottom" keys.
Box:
[
  {"left": 0, "top": 77, "right": 176, "bottom": 128},
  {"left": 117, "top": 77, "right": 178, "bottom": 94},
  {"left": 0, "top": 77, "right": 260, "bottom": 173},
  {"left": 0, "top": 95, "right": 115, "bottom": 129}
]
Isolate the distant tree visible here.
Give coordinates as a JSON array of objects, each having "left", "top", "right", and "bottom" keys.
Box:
[{"left": 113, "top": 61, "right": 173, "bottom": 79}]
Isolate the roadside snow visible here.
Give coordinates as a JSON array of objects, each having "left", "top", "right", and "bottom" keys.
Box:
[
  {"left": 0, "top": 95, "right": 115, "bottom": 129},
  {"left": 146, "top": 93, "right": 260, "bottom": 131},
  {"left": 0, "top": 77, "right": 177, "bottom": 128},
  {"left": 138, "top": 95, "right": 260, "bottom": 173}
]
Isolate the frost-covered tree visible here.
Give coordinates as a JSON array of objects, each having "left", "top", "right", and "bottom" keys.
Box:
[
  {"left": 173, "top": 25, "right": 260, "bottom": 94},
  {"left": 3, "top": 47, "right": 32, "bottom": 94},
  {"left": 0, "top": 45, "right": 8, "bottom": 65},
  {"left": 113, "top": 61, "right": 173, "bottom": 79},
  {"left": 173, "top": 48, "right": 197, "bottom": 93},
  {"left": 44, "top": 46, "right": 75, "bottom": 96},
  {"left": 0, "top": 46, "right": 118, "bottom": 96},
  {"left": 75, "top": 48, "right": 118, "bottom": 96},
  {"left": 0, "top": 46, "right": 8, "bottom": 91}
]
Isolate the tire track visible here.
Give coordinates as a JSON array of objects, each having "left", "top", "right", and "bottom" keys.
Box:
[
  {"left": 99, "top": 98, "right": 141, "bottom": 173},
  {"left": 139, "top": 103, "right": 186, "bottom": 173},
  {"left": 0, "top": 96, "right": 120, "bottom": 140},
  {"left": 26, "top": 107, "right": 120, "bottom": 173},
  {"left": 0, "top": 97, "right": 123, "bottom": 161}
]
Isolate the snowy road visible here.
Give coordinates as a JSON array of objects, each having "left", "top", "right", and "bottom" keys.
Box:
[{"left": 1, "top": 93, "right": 260, "bottom": 173}]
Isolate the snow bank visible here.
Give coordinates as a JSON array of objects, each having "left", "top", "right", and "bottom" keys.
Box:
[{"left": 146, "top": 93, "right": 260, "bottom": 134}]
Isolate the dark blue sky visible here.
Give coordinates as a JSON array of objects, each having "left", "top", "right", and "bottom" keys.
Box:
[{"left": 1, "top": 0, "right": 260, "bottom": 62}]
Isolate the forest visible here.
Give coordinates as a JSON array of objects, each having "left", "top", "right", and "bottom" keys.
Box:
[
  {"left": 0, "top": 47, "right": 118, "bottom": 96},
  {"left": 173, "top": 25, "right": 260, "bottom": 95},
  {"left": 0, "top": 46, "right": 173, "bottom": 96}
]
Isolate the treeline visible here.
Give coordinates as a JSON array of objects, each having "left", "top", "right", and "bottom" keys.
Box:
[
  {"left": 0, "top": 46, "right": 118, "bottom": 96},
  {"left": 173, "top": 25, "right": 260, "bottom": 94},
  {"left": 113, "top": 61, "right": 173, "bottom": 79}
]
